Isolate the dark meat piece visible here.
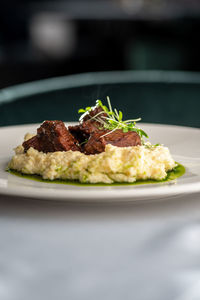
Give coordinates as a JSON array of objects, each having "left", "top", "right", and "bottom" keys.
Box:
[
  {"left": 81, "top": 105, "right": 107, "bottom": 123},
  {"left": 68, "top": 105, "right": 107, "bottom": 143},
  {"left": 84, "top": 129, "right": 141, "bottom": 155},
  {"left": 22, "top": 135, "right": 42, "bottom": 152},
  {"left": 68, "top": 121, "right": 103, "bottom": 144},
  {"left": 68, "top": 124, "right": 87, "bottom": 144},
  {"left": 23, "top": 120, "right": 80, "bottom": 153},
  {"left": 37, "top": 120, "right": 80, "bottom": 152}
]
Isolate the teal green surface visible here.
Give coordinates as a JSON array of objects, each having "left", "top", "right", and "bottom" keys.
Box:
[{"left": 0, "top": 71, "right": 199, "bottom": 127}]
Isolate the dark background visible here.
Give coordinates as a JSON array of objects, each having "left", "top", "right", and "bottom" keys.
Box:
[{"left": 1, "top": 0, "right": 200, "bottom": 89}]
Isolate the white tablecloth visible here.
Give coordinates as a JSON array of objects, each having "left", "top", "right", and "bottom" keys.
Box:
[{"left": 1, "top": 193, "right": 200, "bottom": 300}]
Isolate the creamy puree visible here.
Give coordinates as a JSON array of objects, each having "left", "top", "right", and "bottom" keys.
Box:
[{"left": 8, "top": 139, "right": 176, "bottom": 183}]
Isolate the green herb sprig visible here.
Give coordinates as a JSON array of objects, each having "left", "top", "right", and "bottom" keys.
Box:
[{"left": 78, "top": 97, "right": 149, "bottom": 143}]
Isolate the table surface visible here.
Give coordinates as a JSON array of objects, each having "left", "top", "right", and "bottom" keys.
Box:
[
  {"left": 1, "top": 73, "right": 200, "bottom": 299},
  {"left": 1, "top": 193, "right": 200, "bottom": 300}
]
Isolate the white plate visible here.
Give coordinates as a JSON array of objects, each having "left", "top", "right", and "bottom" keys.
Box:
[{"left": 0, "top": 123, "right": 200, "bottom": 202}]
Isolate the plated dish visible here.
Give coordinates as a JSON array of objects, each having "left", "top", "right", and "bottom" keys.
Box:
[
  {"left": 8, "top": 99, "right": 177, "bottom": 184},
  {"left": 1, "top": 121, "right": 200, "bottom": 201}
]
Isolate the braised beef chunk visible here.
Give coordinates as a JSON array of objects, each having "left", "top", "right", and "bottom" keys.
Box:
[
  {"left": 69, "top": 121, "right": 101, "bottom": 143},
  {"left": 37, "top": 120, "right": 80, "bottom": 152},
  {"left": 69, "top": 106, "right": 106, "bottom": 143},
  {"left": 84, "top": 130, "right": 141, "bottom": 155},
  {"left": 81, "top": 106, "right": 107, "bottom": 123},
  {"left": 69, "top": 105, "right": 142, "bottom": 154},
  {"left": 23, "top": 136, "right": 41, "bottom": 153},
  {"left": 23, "top": 104, "right": 143, "bottom": 154},
  {"left": 68, "top": 124, "right": 87, "bottom": 144},
  {"left": 23, "top": 121, "right": 80, "bottom": 153},
  {"left": 80, "top": 106, "right": 107, "bottom": 135}
]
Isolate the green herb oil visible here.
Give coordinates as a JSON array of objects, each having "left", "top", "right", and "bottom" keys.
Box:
[{"left": 7, "top": 163, "right": 185, "bottom": 186}]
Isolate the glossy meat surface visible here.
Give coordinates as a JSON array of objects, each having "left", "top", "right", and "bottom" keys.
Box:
[
  {"left": 23, "top": 106, "right": 142, "bottom": 154},
  {"left": 23, "top": 121, "right": 80, "bottom": 153},
  {"left": 84, "top": 129, "right": 141, "bottom": 155},
  {"left": 68, "top": 106, "right": 106, "bottom": 143}
]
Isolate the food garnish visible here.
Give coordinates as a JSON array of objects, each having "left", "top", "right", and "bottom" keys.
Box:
[
  {"left": 8, "top": 98, "right": 177, "bottom": 184},
  {"left": 78, "top": 97, "right": 148, "bottom": 143}
]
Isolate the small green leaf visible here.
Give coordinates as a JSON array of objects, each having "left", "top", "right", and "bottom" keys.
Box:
[
  {"left": 123, "top": 127, "right": 129, "bottom": 133},
  {"left": 80, "top": 139, "right": 88, "bottom": 146},
  {"left": 97, "top": 100, "right": 103, "bottom": 107},
  {"left": 78, "top": 108, "right": 86, "bottom": 113},
  {"left": 103, "top": 105, "right": 109, "bottom": 113},
  {"left": 139, "top": 129, "right": 149, "bottom": 138},
  {"left": 118, "top": 111, "right": 123, "bottom": 121}
]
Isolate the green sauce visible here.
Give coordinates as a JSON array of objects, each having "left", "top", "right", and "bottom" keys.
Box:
[{"left": 7, "top": 163, "right": 185, "bottom": 186}]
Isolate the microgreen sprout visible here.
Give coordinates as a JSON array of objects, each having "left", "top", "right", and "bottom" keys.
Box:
[
  {"left": 144, "top": 142, "right": 162, "bottom": 149},
  {"left": 79, "top": 139, "right": 88, "bottom": 146},
  {"left": 78, "top": 97, "right": 149, "bottom": 144}
]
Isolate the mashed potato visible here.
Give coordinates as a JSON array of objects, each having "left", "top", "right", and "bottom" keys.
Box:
[{"left": 8, "top": 140, "right": 176, "bottom": 184}]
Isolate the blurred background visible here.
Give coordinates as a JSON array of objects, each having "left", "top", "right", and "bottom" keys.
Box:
[
  {"left": 0, "top": 0, "right": 200, "bottom": 127},
  {"left": 1, "top": 0, "right": 200, "bottom": 88}
]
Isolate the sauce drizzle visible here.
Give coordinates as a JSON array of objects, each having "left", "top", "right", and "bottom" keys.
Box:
[{"left": 7, "top": 163, "right": 185, "bottom": 186}]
